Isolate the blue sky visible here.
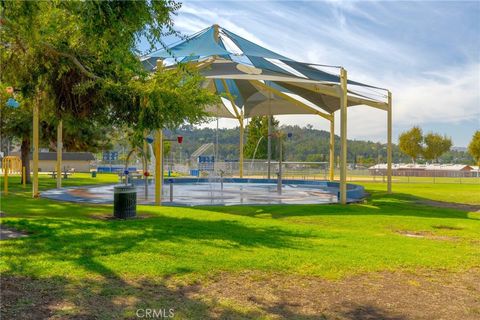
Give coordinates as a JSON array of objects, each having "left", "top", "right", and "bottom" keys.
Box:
[{"left": 143, "top": 0, "right": 480, "bottom": 146}]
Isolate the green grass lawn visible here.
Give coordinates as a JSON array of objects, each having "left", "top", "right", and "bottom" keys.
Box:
[{"left": 1, "top": 174, "right": 479, "bottom": 319}]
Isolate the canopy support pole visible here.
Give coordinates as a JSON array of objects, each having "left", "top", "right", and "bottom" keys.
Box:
[
  {"left": 143, "top": 130, "right": 149, "bottom": 199},
  {"left": 215, "top": 117, "right": 219, "bottom": 170},
  {"left": 267, "top": 115, "right": 272, "bottom": 179},
  {"left": 339, "top": 68, "right": 348, "bottom": 204},
  {"left": 32, "top": 93, "right": 40, "bottom": 198},
  {"left": 329, "top": 114, "right": 335, "bottom": 181},
  {"left": 239, "top": 115, "right": 244, "bottom": 178},
  {"left": 387, "top": 91, "right": 392, "bottom": 193},
  {"left": 220, "top": 78, "right": 245, "bottom": 178},
  {"left": 155, "top": 129, "right": 163, "bottom": 206},
  {"left": 56, "top": 120, "right": 62, "bottom": 189}
]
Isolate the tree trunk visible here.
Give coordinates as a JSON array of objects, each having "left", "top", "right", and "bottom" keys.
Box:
[{"left": 20, "top": 137, "right": 31, "bottom": 184}]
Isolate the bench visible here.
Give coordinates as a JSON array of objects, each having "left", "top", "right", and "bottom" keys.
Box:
[{"left": 51, "top": 171, "right": 73, "bottom": 179}]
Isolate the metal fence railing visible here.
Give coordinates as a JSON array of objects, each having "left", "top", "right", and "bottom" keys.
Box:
[{"left": 95, "top": 159, "right": 480, "bottom": 185}]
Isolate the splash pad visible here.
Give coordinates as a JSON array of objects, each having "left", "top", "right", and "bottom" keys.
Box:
[{"left": 41, "top": 178, "right": 365, "bottom": 206}]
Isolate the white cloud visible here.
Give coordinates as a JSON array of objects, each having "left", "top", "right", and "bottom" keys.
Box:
[
  {"left": 392, "top": 63, "right": 480, "bottom": 125},
  {"left": 174, "top": 1, "right": 480, "bottom": 145},
  {"left": 175, "top": 3, "right": 269, "bottom": 47},
  {"left": 328, "top": 63, "right": 480, "bottom": 143},
  {"left": 201, "top": 63, "right": 480, "bottom": 144}
]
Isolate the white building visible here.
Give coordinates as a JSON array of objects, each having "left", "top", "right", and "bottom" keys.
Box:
[{"left": 369, "top": 163, "right": 478, "bottom": 177}]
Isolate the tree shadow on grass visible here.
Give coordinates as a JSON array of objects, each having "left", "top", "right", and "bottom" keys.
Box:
[
  {"left": 1, "top": 272, "right": 410, "bottom": 319},
  {"left": 196, "top": 190, "right": 478, "bottom": 221},
  {"left": 249, "top": 299, "right": 408, "bottom": 320},
  {"left": 1, "top": 213, "right": 322, "bottom": 319},
  {"left": 332, "top": 303, "right": 407, "bottom": 320},
  {"left": 1, "top": 209, "right": 316, "bottom": 278},
  {"left": 0, "top": 206, "right": 455, "bottom": 320},
  {"left": 1, "top": 272, "right": 268, "bottom": 319},
  {"left": 1, "top": 191, "right": 112, "bottom": 219}
]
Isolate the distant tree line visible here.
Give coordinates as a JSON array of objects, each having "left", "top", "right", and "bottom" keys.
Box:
[
  {"left": 120, "top": 119, "right": 474, "bottom": 165},
  {"left": 398, "top": 126, "right": 452, "bottom": 164},
  {"left": 398, "top": 126, "right": 479, "bottom": 165}
]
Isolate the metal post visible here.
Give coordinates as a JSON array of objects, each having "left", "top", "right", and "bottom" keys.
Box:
[
  {"left": 215, "top": 117, "right": 219, "bottom": 171},
  {"left": 155, "top": 129, "right": 163, "bottom": 205},
  {"left": 143, "top": 130, "right": 148, "bottom": 164},
  {"left": 239, "top": 116, "right": 244, "bottom": 178},
  {"left": 3, "top": 166, "right": 8, "bottom": 195},
  {"left": 213, "top": 24, "right": 219, "bottom": 42},
  {"left": 277, "top": 134, "right": 282, "bottom": 194},
  {"left": 169, "top": 180, "right": 173, "bottom": 202},
  {"left": 143, "top": 131, "right": 149, "bottom": 199},
  {"left": 220, "top": 170, "right": 224, "bottom": 191},
  {"left": 387, "top": 91, "right": 393, "bottom": 193},
  {"left": 339, "top": 68, "right": 348, "bottom": 204},
  {"left": 56, "top": 120, "right": 62, "bottom": 189},
  {"left": 161, "top": 138, "right": 165, "bottom": 191},
  {"left": 32, "top": 94, "right": 39, "bottom": 198},
  {"left": 329, "top": 114, "right": 335, "bottom": 181},
  {"left": 267, "top": 115, "right": 272, "bottom": 179}
]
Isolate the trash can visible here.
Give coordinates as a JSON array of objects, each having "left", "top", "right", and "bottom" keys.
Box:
[
  {"left": 91, "top": 171, "right": 97, "bottom": 178},
  {"left": 113, "top": 185, "right": 137, "bottom": 219}
]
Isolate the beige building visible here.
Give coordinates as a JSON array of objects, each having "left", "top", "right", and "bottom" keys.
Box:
[{"left": 12, "top": 152, "right": 95, "bottom": 173}]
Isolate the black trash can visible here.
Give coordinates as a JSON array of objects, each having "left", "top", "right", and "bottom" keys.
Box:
[
  {"left": 91, "top": 171, "right": 97, "bottom": 178},
  {"left": 113, "top": 184, "right": 137, "bottom": 219}
]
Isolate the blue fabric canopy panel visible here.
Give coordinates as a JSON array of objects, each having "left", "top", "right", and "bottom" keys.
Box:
[{"left": 143, "top": 25, "right": 383, "bottom": 91}]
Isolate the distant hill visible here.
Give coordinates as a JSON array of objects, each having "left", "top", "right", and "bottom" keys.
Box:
[{"left": 161, "top": 125, "right": 474, "bottom": 165}]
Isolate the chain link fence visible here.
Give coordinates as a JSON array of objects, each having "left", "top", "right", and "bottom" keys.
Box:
[{"left": 96, "top": 157, "right": 480, "bottom": 184}]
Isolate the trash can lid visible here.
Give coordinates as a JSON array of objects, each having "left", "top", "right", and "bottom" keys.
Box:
[{"left": 114, "top": 184, "right": 136, "bottom": 192}]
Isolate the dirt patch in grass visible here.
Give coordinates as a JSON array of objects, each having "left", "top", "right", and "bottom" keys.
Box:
[
  {"left": 1, "top": 276, "right": 63, "bottom": 320},
  {"left": 0, "top": 225, "right": 29, "bottom": 240},
  {"left": 2, "top": 270, "right": 479, "bottom": 319},
  {"left": 195, "top": 269, "right": 480, "bottom": 320},
  {"left": 395, "top": 230, "right": 459, "bottom": 241},
  {"left": 417, "top": 200, "right": 480, "bottom": 212}
]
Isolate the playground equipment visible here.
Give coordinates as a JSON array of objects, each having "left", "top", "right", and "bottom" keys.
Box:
[
  {"left": 2, "top": 156, "right": 21, "bottom": 174},
  {"left": 2, "top": 156, "right": 23, "bottom": 195},
  {"left": 190, "top": 143, "right": 214, "bottom": 163},
  {"left": 190, "top": 143, "right": 214, "bottom": 177},
  {"left": 123, "top": 147, "right": 149, "bottom": 198},
  {"left": 121, "top": 134, "right": 183, "bottom": 206}
]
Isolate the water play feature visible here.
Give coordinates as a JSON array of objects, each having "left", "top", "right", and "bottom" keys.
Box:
[{"left": 41, "top": 178, "right": 365, "bottom": 206}]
